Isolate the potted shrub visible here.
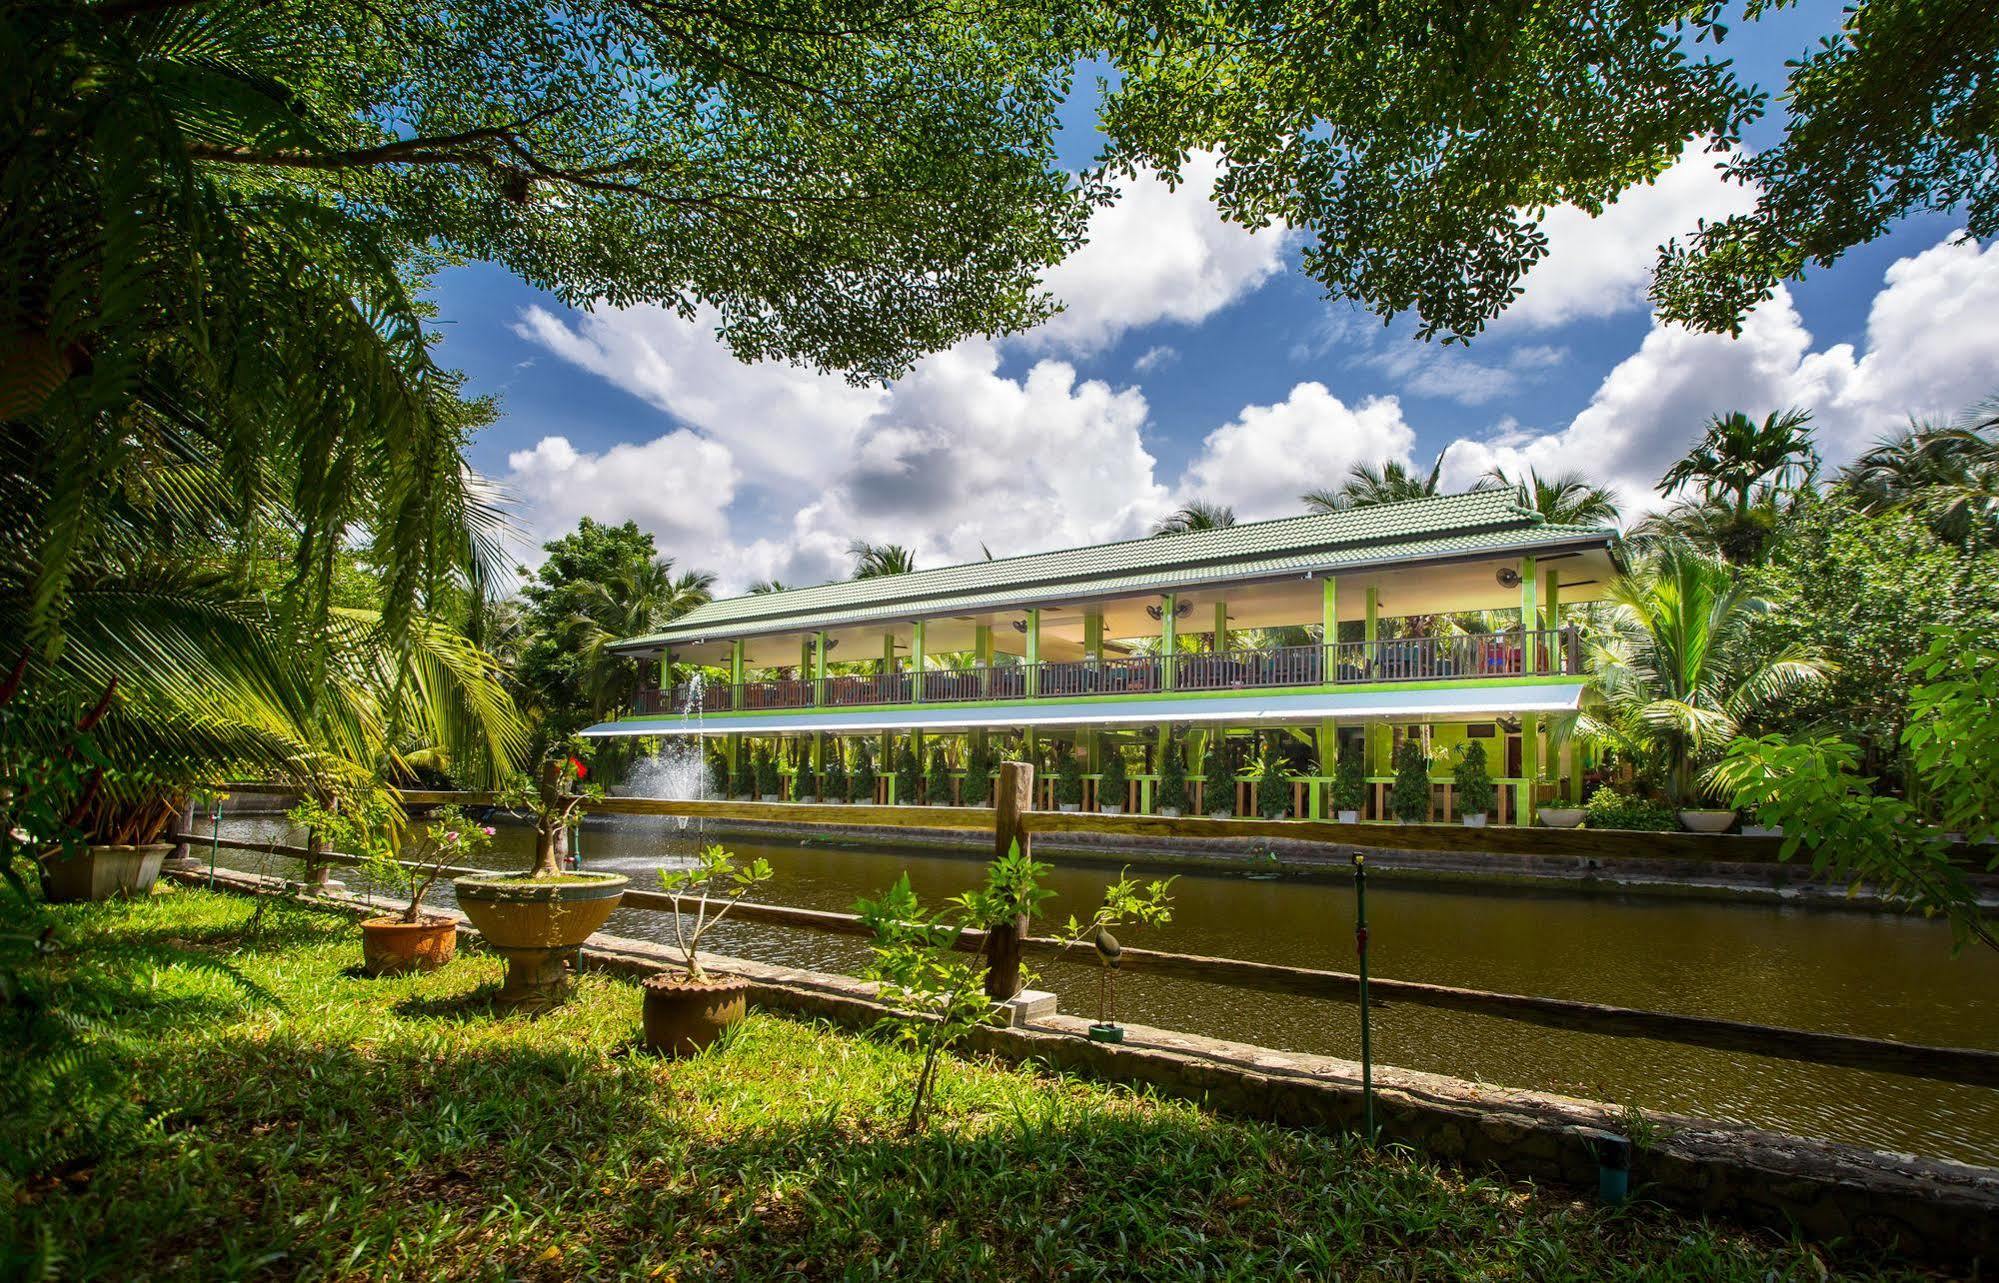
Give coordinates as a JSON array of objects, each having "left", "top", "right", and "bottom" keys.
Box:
[
  {"left": 754, "top": 745, "right": 781, "bottom": 803},
  {"left": 706, "top": 751, "right": 730, "bottom": 800},
  {"left": 1677, "top": 798, "right": 1739, "bottom": 833},
  {"left": 1156, "top": 734, "right": 1188, "bottom": 818},
  {"left": 1332, "top": 751, "right": 1367, "bottom": 824},
  {"left": 1055, "top": 744, "right": 1084, "bottom": 812},
  {"left": 457, "top": 751, "right": 627, "bottom": 1009},
  {"left": 822, "top": 750, "right": 848, "bottom": 804},
  {"left": 1098, "top": 751, "right": 1127, "bottom": 815},
  {"left": 925, "top": 747, "right": 952, "bottom": 806},
  {"left": 643, "top": 842, "right": 773, "bottom": 1055},
  {"left": 1202, "top": 738, "right": 1234, "bottom": 818},
  {"left": 1454, "top": 740, "right": 1495, "bottom": 827},
  {"left": 961, "top": 740, "right": 994, "bottom": 807},
  {"left": 27, "top": 680, "right": 181, "bottom": 902},
  {"left": 1582, "top": 787, "right": 1678, "bottom": 832},
  {"left": 1389, "top": 739, "right": 1431, "bottom": 823},
  {"left": 894, "top": 743, "right": 921, "bottom": 805},
  {"left": 309, "top": 793, "right": 488, "bottom": 977},
  {"left": 1061, "top": 868, "right": 1175, "bottom": 1043},
  {"left": 1253, "top": 742, "right": 1290, "bottom": 819},
  {"left": 1538, "top": 802, "right": 1587, "bottom": 828},
  {"left": 852, "top": 742, "right": 879, "bottom": 804}
]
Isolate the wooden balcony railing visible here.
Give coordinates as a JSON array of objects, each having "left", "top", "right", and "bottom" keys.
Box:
[{"left": 642, "top": 626, "right": 1585, "bottom": 716}]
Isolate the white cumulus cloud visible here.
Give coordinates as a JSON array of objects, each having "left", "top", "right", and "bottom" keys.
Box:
[{"left": 1178, "top": 383, "right": 1417, "bottom": 519}]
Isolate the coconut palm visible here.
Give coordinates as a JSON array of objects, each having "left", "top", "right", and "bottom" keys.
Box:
[
  {"left": 1152, "top": 501, "right": 1237, "bottom": 536},
  {"left": 849, "top": 541, "right": 918, "bottom": 579},
  {"left": 748, "top": 580, "right": 789, "bottom": 595},
  {"left": 562, "top": 560, "right": 716, "bottom": 715},
  {"left": 1479, "top": 467, "right": 1621, "bottom": 526},
  {"left": 1658, "top": 409, "right": 1818, "bottom": 519},
  {"left": 1302, "top": 448, "right": 1451, "bottom": 513},
  {"left": 1843, "top": 409, "right": 1999, "bottom": 546},
  {"left": 1578, "top": 545, "right": 1829, "bottom": 805}
]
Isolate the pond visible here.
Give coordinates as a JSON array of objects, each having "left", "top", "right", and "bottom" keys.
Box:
[{"left": 211, "top": 813, "right": 1999, "bottom": 1167}]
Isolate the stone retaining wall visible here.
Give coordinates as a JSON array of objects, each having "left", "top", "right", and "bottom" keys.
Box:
[{"left": 170, "top": 864, "right": 1999, "bottom": 1267}]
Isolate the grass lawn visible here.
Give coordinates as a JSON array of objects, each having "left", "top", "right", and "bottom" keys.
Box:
[{"left": 3, "top": 885, "right": 1921, "bottom": 1281}]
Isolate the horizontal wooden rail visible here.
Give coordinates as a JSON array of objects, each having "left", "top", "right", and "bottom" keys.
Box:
[{"left": 184, "top": 828, "right": 1999, "bottom": 1090}]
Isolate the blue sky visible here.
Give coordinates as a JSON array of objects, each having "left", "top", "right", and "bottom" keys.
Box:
[{"left": 431, "top": 11, "right": 1998, "bottom": 592}]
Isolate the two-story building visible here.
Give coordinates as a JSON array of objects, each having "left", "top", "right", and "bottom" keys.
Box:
[{"left": 586, "top": 490, "right": 1619, "bottom": 823}]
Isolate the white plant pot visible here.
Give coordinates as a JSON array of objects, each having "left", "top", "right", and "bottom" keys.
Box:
[
  {"left": 1208, "top": 810, "right": 1234, "bottom": 820},
  {"left": 1741, "top": 823, "right": 1782, "bottom": 838},
  {"left": 1538, "top": 807, "right": 1586, "bottom": 829},
  {"left": 1059, "top": 803, "right": 1081, "bottom": 813},
  {"left": 1099, "top": 805, "right": 1124, "bottom": 816},
  {"left": 1678, "top": 808, "right": 1737, "bottom": 834},
  {"left": 760, "top": 794, "right": 781, "bottom": 804},
  {"left": 1336, "top": 809, "right": 1361, "bottom": 824},
  {"left": 1157, "top": 806, "right": 1182, "bottom": 818},
  {"left": 1461, "top": 813, "right": 1488, "bottom": 828}
]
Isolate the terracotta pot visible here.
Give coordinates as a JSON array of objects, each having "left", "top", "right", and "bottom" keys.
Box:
[
  {"left": 642, "top": 973, "right": 748, "bottom": 1055},
  {"left": 453, "top": 873, "right": 628, "bottom": 1007},
  {"left": 1538, "top": 807, "right": 1586, "bottom": 829},
  {"left": 360, "top": 915, "right": 458, "bottom": 976},
  {"left": 39, "top": 843, "right": 170, "bottom": 903},
  {"left": 1679, "top": 809, "right": 1738, "bottom": 834}
]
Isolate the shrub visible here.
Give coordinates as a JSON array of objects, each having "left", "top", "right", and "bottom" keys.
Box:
[
  {"left": 1388, "top": 739, "right": 1431, "bottom": 822},
  {"left": 852, "top": 742, "right": 879, "bottom": 803},
  {"left": 925, "top": 747, "right": 952, "bottom": 805},
  {"left": 1582, "top": 787, "right": 1676, "bottom": 831},
  {"left": 895, "top": 742, "right": 921, "bottom": 804},
  {"left": 753, "top": 745, "right": 780, "bottom": 798},
  {"left": 1055, "top": 744, "right": 1084, "bottom": 807},
  {"left": 1454, "top": 740, "right": 1496, "bottom": 817},
  {"left": 961, "top": 740, "right": 994, "bottom": 807},
  {"left": 1099, "top": 750, "right": 1128, "bottom": 811},
  {"left": 1332, "top": 750, "right": 1367, "bottom": 815},
  {"left": 707, "top": 751, "right": 730, "bottom": 799},
  {"left": 1254, "top": 741, "right": 1289, "bottom": 819},
  {"left": 1202, "top": 737, "right": 1234, "bottom": 815},
  {"left": 1156, "top": 733, "right": 1188, "bottom": 812},
  {"left": 822, "top": 750, "right": 847, "bottom": 802}
]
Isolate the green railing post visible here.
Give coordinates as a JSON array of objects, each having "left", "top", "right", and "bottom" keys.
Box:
[{"left": 1354, "top": 852, "right": 1375, "bottom": 1145}]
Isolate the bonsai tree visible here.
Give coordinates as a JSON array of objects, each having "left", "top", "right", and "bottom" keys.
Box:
[
  {"left": 1389, "top": 739, "right": 1432, "bottom": 822},
  {"left": 1201, "top": 737, "right": 1234, "bottom": 816},
  {"left": 1055, "top": 743, "right": 1085, "bottom": 809},
  {"left": 1253, "top": 740, "right": 1289, "bottom": 819},
  {"left": 925, "top": 747, "right": 952, "bottom": 805},
  {"left": 496, "top": 746, "right": 603, "bottom": 877},
  {"left": 706, "top": 751, "right": 730, "bottom": 799},
  {"left": 894, "top": 742, "right": 921, "bottom": 804},
  {"left": 656, "top": 843, "right": 774, "bottom": 982},
  {"left": 823, "top": 749, "right": 848, "bottom": 803},
  {"left": 1454, "top": 740, "right": 1496, "bottom": 821},
  {"left": 753, "top": 744, "right": 781, "bottom": 800},
  {"left": 1099, "top": 748, "right": 1128, "bottom": 812},
  {"left": 1332, "top": 750, "right": 1368, "bottom": 819},
  {"left": 1061, "top": 867, "right": 1176, "bottom": 1039},
  {"left": 853, "top": 742, "right": 879, "bottom": 804},
  {"left": 1156, "top": 733, "right": 1188, "bottom": 815},
  {"left": 961, "top": 739, "right": 994, "bottom": 807}
]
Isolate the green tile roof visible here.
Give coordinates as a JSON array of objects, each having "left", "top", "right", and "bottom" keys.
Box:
[{"left": 617, "top": 490, "right": 1613, "bottom": 648}]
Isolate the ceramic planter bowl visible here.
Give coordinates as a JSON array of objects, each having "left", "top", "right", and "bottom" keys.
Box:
[
  {"left": 641, "top": 973, "right": 749, "bottom": 1055},
  {"left": 1679, "top": 809, "right": 1738, "bottom": 834},
  {"left": 1538, "top": 808, "right": 1586, "bottom": 829},
  {"left": 453, "top": 872, "right": 628, "bottom": 1008},
  {"left": 39, "top": 843, "right": 171, "bottom": 903},
  {"left": 360, "top": 915, "right": 457, "bottom": 976}
]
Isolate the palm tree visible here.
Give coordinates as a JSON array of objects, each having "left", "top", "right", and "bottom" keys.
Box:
[
  {"left": 848, "top": 541, "right": 918, "bottom": 579},
  {"left": 1479, "top": 467, "right": 1621, "bottom": 526},
  {"left": 748, "top": 580, "right": 789, "bottom": 595},
  {"left": 1843, "top": 409, "right": 1999, "bottom": 546},
  {"left": 1578, "top": 545, "right": 1829, "bottom": 805},
  {"left": 1658, "top": 409, "right": 1818, "bottom": 519},
  {"left": 1302, "top": 447, "right": 1451, "bottom": 513},
  {"left": 1152, "top": 501, "right": 1237, "bottom": 536},
  {"left": 563, "top": 560, "right": 715, "bottom": 715}
]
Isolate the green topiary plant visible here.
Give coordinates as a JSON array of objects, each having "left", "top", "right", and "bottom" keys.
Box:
[
  {"left": 895, "top": 742, "right": 921, "bottom": 805},
  {"left": 852, "top": 742, "right": 879, "bottom": 804},
  {"left": 1332, "top": 750, "right": 1367, "bottom": 817},
  {"left": 961, "top": 739, "right": 994, "bottom": 806},
  {"left": 1454, "top": 740, "right": 1495, "bottom": 820},
  {"left": 1202, "top": 737, "right": 1234, "bottom": 816},
  {"left": 707, "top": 751, "right": 730, "bottom": 799},
  {"left": 1156, "top": 732, "right": 1188, "bottom": 815},
  {"left": 1098, "top": 749, "right": 1128, "bottom": 813},
  {"left": 823, "top": 749, "right": 848, "bottom": 803},
  {"left": 754, "top": 744, "right": 781, "bottom": 800},
  {"left": 1389, "top": 739, "right": 1431, "bottom": 822},
  {"left": 1055, "top": 743, "right": 1084, "bottom": 809},
  {"left": 1253, "top": 740, "right": 1289, "bottom": 819},
  {"left": 925, "top": 747, "right": 952, "bottom": 805}
]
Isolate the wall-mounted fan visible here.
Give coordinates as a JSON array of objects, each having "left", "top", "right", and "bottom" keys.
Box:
[{"left": 1495, "top": 566, "right": 1522, "bottom": 589}]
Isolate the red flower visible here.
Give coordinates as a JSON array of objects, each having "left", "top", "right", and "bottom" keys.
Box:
[{"left": 569, "top": 756, "right": 588, "bottom": 780}]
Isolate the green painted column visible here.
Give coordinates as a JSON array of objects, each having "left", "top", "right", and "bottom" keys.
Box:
[
  {"left": 813, "top": 630, "right": 827, "bottom": 705},
  {"left": 1024, "top": 609, "right": 1041, "bottom": 697},
  {"left": 1519, "top": 554, "right": 1539, "bottom": 673},
  {"left": 659, "top": 648, "right": 672, "bottom": 691},
  {"left": 729, "top": 639, "right": 745, "bottom": 710},
  {"left": 1085, "top": 728, "right": 1100, "bottom": 772},
  {"left": 975, "top": 622, "right": 994, "bottom": 697},
  {"left": 800, "top": 636, "right": 812, "bottom": 676},
  {"left": 911, "top": 620, "right": 926, "bottom": 703},
  {"left": 1320, "top": 577, "right": 1339, "bottom": 680},
  {"left": 1212, "top": 600, "right": 1228, "bottom": 652},
  {"left": 1522, "top": 713, "right": 1543, "bottom": 825},
  {"left": 1084, "top": 610, "right": 1104, "bottom": 660},
  {"left": 1160, "top": 592, "right": 1177, "bottom": 690}
]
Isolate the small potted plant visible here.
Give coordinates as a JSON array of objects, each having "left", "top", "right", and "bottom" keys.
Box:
[
  {"left": 754, "top": 745, "right": 782, "bottom": 803},
  {"left": 925, "top": 747, "right": 952, "bottom": 806},
  {"left": 1677, "top": 795, "right": 1739, "bottom": 833},
  {"left": 23, "top": 678, "right": 182, "bottom": 903},
  {"left": 706, "top": 751, "right": 730, "bottom": 800},
  {"left": 895, "top": 743, "right": 921, "bottom": 805},
  {"left": 1062, "top": 867, "right": 1176, "bottom": 1043},
  {"left": 822, "top": 750, "right": 848, "bottom": 804},
  {"left": 1202, "top": 738, "right": 1234, "bottom": 818},
  {"left": 1332, "top": 751, "right": 1367, "bottom": 824},
  {"left": 852, "top": 742, "right": 879, "bottom": 804},
  {"left": 1454, "top": 740, "right": 1495, "bottom": 827},
  {"left": 311, "top": 793, "right": 488, "bottom": 977},
  {"left": 960, "top": 741, "right": 994, "bottom": 807},
  {"left": 1156, "top": 734, "right": 1188, "bottom": 818},
  {"left": 1251, "top": 741, "right": 1290, "bottom": 819},
  {"left": 1098, "top": 750, "right": 1127, "bottom": 815},
  {"left": 1389, "top": 739, "right": 1431, "bottom": 823},
  {"left": 1055, "top": 744, "right": 1084, "bottom": 812},
  {"left": 456, "top": 749, "right": 627, "bottom": 1008},
  {"left": 643, "top": 843, "right": 773, "bottom": 1055}
]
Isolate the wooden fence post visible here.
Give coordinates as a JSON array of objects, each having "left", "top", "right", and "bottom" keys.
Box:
[{"left": 984, "top": 760, "right": 1033, "bottom": 1002}]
